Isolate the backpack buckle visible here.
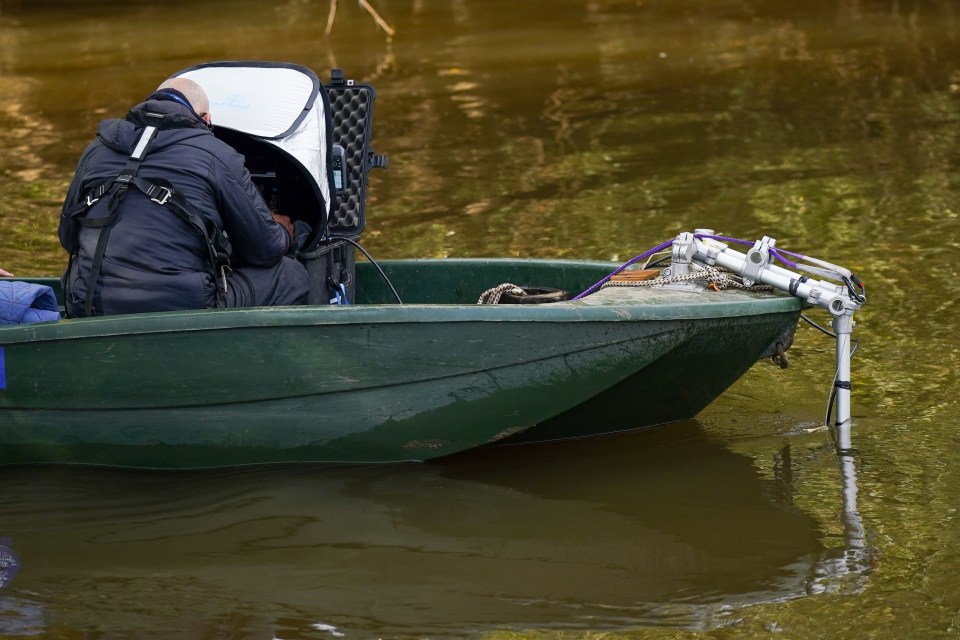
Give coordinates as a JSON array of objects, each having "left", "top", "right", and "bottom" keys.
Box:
[
  {"left": 85, "top": 193, "right": 100, "bottom": 206},
  {"left": 150, "top": 186, "right": 173, "bottom": 205}
]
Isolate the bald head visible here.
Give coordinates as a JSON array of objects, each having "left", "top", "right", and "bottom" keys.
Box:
[{"left": 156, "top": 77, "right": 210, "bottom": 115}]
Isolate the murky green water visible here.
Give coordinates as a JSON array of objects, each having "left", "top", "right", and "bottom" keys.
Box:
[{"left": 1, "top": 0, "right": 959, "bottom": 638}]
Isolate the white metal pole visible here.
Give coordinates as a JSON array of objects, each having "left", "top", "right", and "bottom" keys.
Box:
[{"left": 833, "top": 312, "right": 854, "bottom": 449}]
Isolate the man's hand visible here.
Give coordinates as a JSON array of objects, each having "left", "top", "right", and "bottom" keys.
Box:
[
  {"left": 272, "top": 213, "right": 295, "bottom": 244},
  {"left": 0, "top": 267, "right": 13, "bottom": 277}
]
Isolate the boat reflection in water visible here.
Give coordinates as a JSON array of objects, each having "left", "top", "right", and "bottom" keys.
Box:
[{"left": 0, "top": 422, "right": 870, "bottom": 638}]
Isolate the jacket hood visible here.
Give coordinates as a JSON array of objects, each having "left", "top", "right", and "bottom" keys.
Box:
[{"left": 96, "top": 98, "right": 211, "bottom": 155}]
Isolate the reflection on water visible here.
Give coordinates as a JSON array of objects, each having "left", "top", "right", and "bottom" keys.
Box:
[
  {"left": 0, "top": 423, "right": 869, "bottom": 638},
  {"left": 3, "top": 0, "right": 960, "bottom": 272}
]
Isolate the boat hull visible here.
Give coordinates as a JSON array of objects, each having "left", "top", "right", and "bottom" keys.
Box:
[{"left": 0, "top": 259, "right": 802, "bottom": 468}]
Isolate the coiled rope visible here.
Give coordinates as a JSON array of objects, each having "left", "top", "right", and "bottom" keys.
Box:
[
  {"left": 600, "top": 263, "right": 772, "bottom": 291},
  {"left": 477, "top": 283, "right": 526, "bottom": 304}
]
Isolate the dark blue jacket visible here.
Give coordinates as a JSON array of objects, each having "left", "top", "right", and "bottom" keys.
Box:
[{"left": 59, "top": 97, "right": 291, "bottom": 316}]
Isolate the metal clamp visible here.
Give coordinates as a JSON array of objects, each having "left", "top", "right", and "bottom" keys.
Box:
[
  {"left": 150, "top": 186, "right": 173, "bottom": 206},
  {"left": 664, "top": 232, "right": 695, "bottom": 277},
  {"left": 742, "top": 236, "right": 776, "bottom": 287}
]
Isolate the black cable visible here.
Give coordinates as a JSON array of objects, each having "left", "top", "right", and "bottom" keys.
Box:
[
  {"left": 825, "top": 386, "right": 837, "bottom": 429},
  {"left": 801, "top": 313, "right": 836, "bottom": 337},
  {"left": 644, "top": 255, "right": 672, "bottom": 269},
  {"left": 336, "top": 236, "right": 403, "bottom": 305}
]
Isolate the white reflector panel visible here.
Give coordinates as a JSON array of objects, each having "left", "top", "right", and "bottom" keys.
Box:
[{"left": 177, "top": 66, "right": 315, "bottom": 139}]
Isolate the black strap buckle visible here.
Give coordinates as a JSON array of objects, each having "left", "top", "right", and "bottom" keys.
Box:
[
  {"left": 150, "top": 186, "right": 173, "bottom": 205},
  {"left": 84, "top": 184, "right": 108, "bottom": 207}
]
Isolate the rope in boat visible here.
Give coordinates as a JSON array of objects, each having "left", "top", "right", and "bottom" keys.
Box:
[
  {"left": 477, "top": 283, "right": 526, "bottom": 304},
  {"left": 599, "top": 262, "right": 773, "bottom": 292},
  {"left": 478, "top": 263, "right": 769, "bottom": 305}
]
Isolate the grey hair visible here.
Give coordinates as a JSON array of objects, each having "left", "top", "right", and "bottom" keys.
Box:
[{"left": 156, "top": 77, "right": 210, "bottom": 114}]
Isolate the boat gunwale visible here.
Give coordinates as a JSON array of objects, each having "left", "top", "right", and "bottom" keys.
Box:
[
  {"left": 0, "top": 296, "right": 803, "bottom": 343},
  {"left": 0, "top": 258, "right": 804, "bottom": 344}
]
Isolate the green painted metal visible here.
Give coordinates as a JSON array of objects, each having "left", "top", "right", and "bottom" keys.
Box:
[{"left": 0, "top": 259, "right": 802, "bottom": 468}]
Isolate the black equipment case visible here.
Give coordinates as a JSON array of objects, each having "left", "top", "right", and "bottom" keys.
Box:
[{"left": 300, "top": 69, "right": 388, "bottom": 305}]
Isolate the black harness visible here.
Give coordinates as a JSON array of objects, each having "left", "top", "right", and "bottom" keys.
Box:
[{"left": 63, "top": 124, "right": 233, "bottom": 316}]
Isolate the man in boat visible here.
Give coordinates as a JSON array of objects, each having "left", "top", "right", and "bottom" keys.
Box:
[{"left": 58, "top": 78, "right": 307, "bottom": 317}]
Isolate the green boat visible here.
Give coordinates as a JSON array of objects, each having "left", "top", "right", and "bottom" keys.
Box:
[
  {"left": 0, "top": 63, "right": 866, "bottom": 468},
  {"left": 0, "top": 259, "right": 807, "bottom": 468}
]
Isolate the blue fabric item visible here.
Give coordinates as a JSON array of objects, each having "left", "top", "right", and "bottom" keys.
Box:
[{"left": 0, "top": 281, "right": 61, "bottom": 325}]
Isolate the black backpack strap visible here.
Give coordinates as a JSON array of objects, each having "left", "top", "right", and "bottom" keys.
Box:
[
  {"left": 126, "top": 175, "right": 233, "bottom": 306},
  {"left": 65, "top": 125, "right": 236, "bottom": 314},
  {"left": 60, "top": 184, "right": 108, "bottom": 256},
  {"left": 81, "top": 125, "right": 158, "bottom": 316}
]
